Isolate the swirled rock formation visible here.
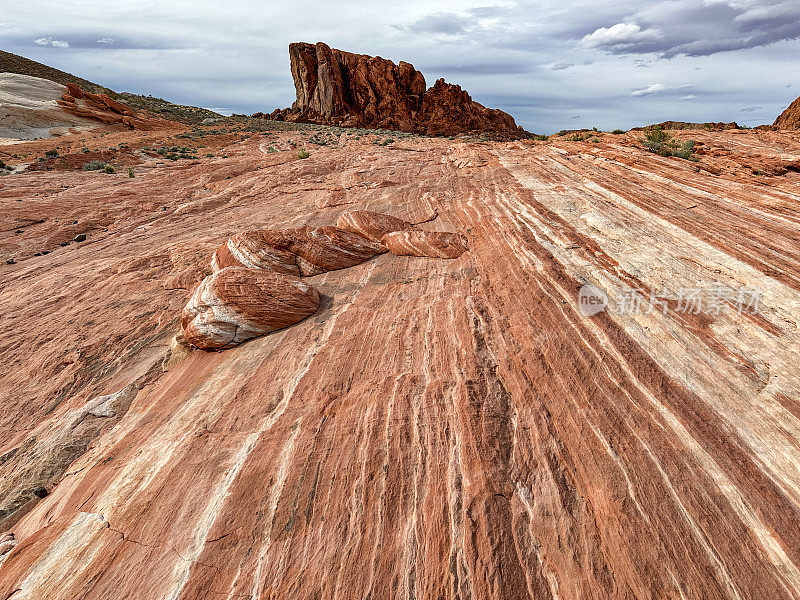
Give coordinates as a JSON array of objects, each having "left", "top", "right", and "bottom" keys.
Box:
[
  {"left": 382, "top": 229, "right": 469, "bottom": 259},
  {"left": 266, "top": 42, "right": 527, "bottom": 138},
  {"left": 211, "top": 226, "right": 387, "bottom": 275},
  {"left": 335, "top": 209, "right": 413, "bottom": 242},
  {"left": 181, "top": 267, "right": 320, "bottom": 350},
  {"left": 774, "top": 95, "right": 800, "bottom": 130}
]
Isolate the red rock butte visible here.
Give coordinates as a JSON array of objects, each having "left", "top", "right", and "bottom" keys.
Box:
[{"left": 262, "top": 41, "right": 528, "bottom": 138}]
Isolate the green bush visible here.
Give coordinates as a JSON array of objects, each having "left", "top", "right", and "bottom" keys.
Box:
[
  {"left": 297, "top": 149, "right": 310, "bottom": 159},
  {"left": 45, "top": 149, "right": 60, "bottom": 158},
  {"left": 127, "top": 168, "right": 135, "bottom": 178},
  {"left": 642, "top": 126, "right": 696, "bottom": 160},
  {"left": 0, "top": 160, "right": 5, "bottom": 169},
  {"left": 103, "top": 164, "right": 116, "bottom": 174},
  {"left": 567, "top": 132, "right": 591, "bottom": 142},
  {"left": 83, "top": 160, "right": 107, "bottom": 171},
  {"left": 612, "top": 129, "right": 626, "bottom": 134}
]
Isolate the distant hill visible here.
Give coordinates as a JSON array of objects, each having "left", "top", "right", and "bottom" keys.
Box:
[
  {"left": 0, "top": 49, "right": 112, "bottom": 95},
  {"left": 0, "top": 49, "right": 221, "bottom": 124}
]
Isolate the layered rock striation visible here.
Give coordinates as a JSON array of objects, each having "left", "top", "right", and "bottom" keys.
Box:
[
  {"left": 4, "top": 123, "right": 800, "bottom": 599},
  {"left": 264, "top": 42, "right": 527, "bottom": 138}
]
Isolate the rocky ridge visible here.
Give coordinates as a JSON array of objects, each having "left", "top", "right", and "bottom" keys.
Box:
[{"left": 775, "top": 95, "right": 800, "bottom": 130}]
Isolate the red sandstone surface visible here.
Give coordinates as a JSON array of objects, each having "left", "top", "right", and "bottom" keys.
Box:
[
  {"left": 264, "top": 42, "right": 527, "bottom": 138},
  {"left": 1, "top": 121, "right": 800, "bottom": 598}
]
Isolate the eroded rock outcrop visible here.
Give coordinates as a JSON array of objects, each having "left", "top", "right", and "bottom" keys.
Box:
[
  {"left": 335, "top": 209, "right": 414, "bottom": 242},
  {"left": 57, "top": 83, "right": 144, "bottom": 129},
  {"left": 265, "top": 42, "right": 527, "bottom": 138},
  {"left": 774, "top": 95, "right": 800, "bottom": 130},
  {"left": 181, "top": 267, "right": 320, "bottom": 350},
  {"left": 381, "top": 230, "right": 468, "bottom": 259},
  {"left": 211, "top": 226, "right": 387, "bottom": 275}
]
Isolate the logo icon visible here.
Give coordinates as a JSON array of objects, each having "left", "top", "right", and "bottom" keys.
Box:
[{"left": 578, "top": 285, "right": 608, "bottom": 316}]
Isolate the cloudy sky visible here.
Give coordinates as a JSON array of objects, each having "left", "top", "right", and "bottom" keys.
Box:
[{"left": 2, "top": 0, "right": 798, "bottom": 133}]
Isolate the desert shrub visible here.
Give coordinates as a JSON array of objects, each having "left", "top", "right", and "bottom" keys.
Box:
[
  {"left": 532, "top": 134, "right": 548, "bottom": 141},
  {"left": 612, "top": 129, "right": 626, "bottom": 134},
  {"left": 0, "top": 160, "right": 5, "bottom": 169},
  {"left": 45, "top": 149, "right": 60, "bottom": 158},
  {"left": 103, "top": 164, "right": 116, "bottom": 174},
  {"left": 127, "top": 168, "right": 135, "bottom": 178},
  {"left": 642, "top": 126, "right": 696, "bottom": 160},
  {"left": 83, "top": 160, "right": 107, "bottom": 171},
  {"left": 567, "top": 132, "right": 591, "bottom": 142},
  {"left": 297, "top": 149, "right": 310, "bottom": 159}
]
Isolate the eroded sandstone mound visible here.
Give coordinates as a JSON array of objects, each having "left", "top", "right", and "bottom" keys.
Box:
[
  {"left": 211, "top": 226, "right": 387, "bottom": 275},
  {"left": 265, "top": 42, "right": 527, "bottom": 138},
  {"left": 335, "top": 209, "right": 414, "bottom": 242},
  {"left": 382, "top": 230, "right": 469, "bottom": 259},
  {"left": 181, "top": 267, "right": 320, "bottom": 350},
  {"left": 774, "top": 95, "right": 800, "bottom": 130}
]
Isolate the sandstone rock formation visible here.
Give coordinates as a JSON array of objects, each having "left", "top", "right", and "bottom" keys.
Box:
[
  {"left": 774, "top": 95, "right": 800, "bottom": 129},
  {"left": 266, "top": 42, "right": 527, "bottom": 138},
  {"left": 211, "top": 226, "right": 387, "bottom": 275},
  {"left": 181, "top": 267, "right": 320, "bottom": 350},
  {"left": 57, "top": 83, "right": 144, "bottom": 129},
  {"left": 382, "top": 229, "right": 469, "bottom": 258},
  {"left": 0, "top": 73, "right": 100, "bottom": 140},
  {"left": 335, "top": 209, "right": 413, "bottom": 242},
  {"left": 3, "top": 121, "right": 800, "bottom": 599}
]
